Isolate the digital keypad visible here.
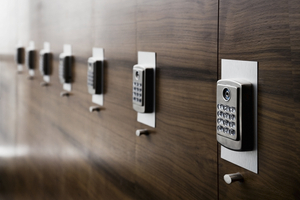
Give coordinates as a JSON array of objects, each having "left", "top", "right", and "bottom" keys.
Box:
[
  {"left": 87, "top": 70, "right": 94, "bottom": 87},
  {"left": 133, "top": 81, "right": 143, "bottom": 105},
  {"left": 59, "top": 58, "right": 64, "bottom": 83},
  {"left": 216, "top": 104, "right": 237, "bottom": 139}
]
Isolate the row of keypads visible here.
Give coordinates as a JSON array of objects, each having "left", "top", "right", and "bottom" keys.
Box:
[
  {"left": 217, "top": 111, "right": 235, "bottom": 120},
  {"left": 217, "top": 126, "right": 235, "bottom": 135},
  {"left": 217, "top": 118, "right": 235, "bottom": 128},
  {"left": 133, "top": 82, "right": 143, "bottom": 104},
  {"left": 217, "top": 104, "right": 236, "bottom": 113}
]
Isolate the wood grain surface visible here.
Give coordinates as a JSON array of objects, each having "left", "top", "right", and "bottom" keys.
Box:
[
  {"left": 218, "top": 0, "right": 300, "bottom": 199},
  {"left": 135, "top": 0, "right": 218, "bottom": 199},
  {"left": 0, "top": 0, "right": 218, "bottom": 199},
  {"left": 0, "top": 0, "right": 299, "bottom": 199}
]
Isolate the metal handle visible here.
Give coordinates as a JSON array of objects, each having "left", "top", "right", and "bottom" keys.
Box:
[
  {"left": 136, "top": 129, "right": 148, "bottom": 136},
  {"left": 224, "top": 173, "right": 243, "bottom": 184},
  {"left": 40, "top": 82, "right": 49, "bottom": 87},
  {"left": 60, "top": 91, "right": 70, "bottom": 97},
  {"left": 89, "top": 106, "right": 101, "bottom": 112}
]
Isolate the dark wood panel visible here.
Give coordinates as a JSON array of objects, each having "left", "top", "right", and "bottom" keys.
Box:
[
  {"left": 0, "top": 56, "right": 17, "bottom": 146},
  {"left": 218, "top": 0, "right": 300, "bottom": 199},
  {"left": 1, "top": 0, "right": 139, "bottom": 200},
  {"left": 1, "top": 1, "right": 137, "bottom": 200},
  {"left": 2, "top": 0, "right": 298, "bottom": 199},
  {"left": 0, "top": 56, "right": 19, "bottom": 200},
  {"left": 135, "top": 0, "right": 218, "bottom": 199},
  {"left": 90, "top": 1, "right": 138, "bottom": 199},
  {"left": 0, "top": 0, "right": 220, "bottom": 199},
  {"left": 289, "top": 0, "right": 300, "bottom": 199}
]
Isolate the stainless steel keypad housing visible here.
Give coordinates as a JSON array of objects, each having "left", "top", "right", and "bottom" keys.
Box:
[
  {"left": 133, "top": 68, "right": 144, "bottom": 106},
  {"left": 39, "top": 52, "right": 52, "bottom": 76},
  {"left": 59, "top": 53, "right": 73, "bottom": 84},
  {"left": 16, "top": 47, "right": 25, "bottom": 65},
  {"left": 217, "top": 79, "right": 253, "bottom": 151},
  {"left": 87, "top": 58, "right": 103, "bottom": 95},
  {"left": 26, "top": 50, "right": 36, "bottom": 70},
  {"left": 132, "top": 65, "right": 154, "bottom": 113}
]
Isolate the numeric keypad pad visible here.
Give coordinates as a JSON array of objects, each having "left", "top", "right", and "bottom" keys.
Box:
[
  {"left": 133, "top": 82, "right": 143, "bottom": 105},
  {"left": 87, "top": 70, "right": 94, "bottom": 87},
  {"left": 217, "top": 104, "right": 237, "bottom": 140}
]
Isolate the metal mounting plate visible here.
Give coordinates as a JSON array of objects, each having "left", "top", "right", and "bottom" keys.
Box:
[
  {"left": 62, "top": 44, "right": 72, "bottom": 92},
  {"left": 91, "top": 48, "right": 104, "bottom": 106},
  {"left": 137, "top": 51, "right": 156, "bottom": 128},
  {"left": 221, "top": 59, "right": 258, "bottom": 174},
  {"left": 43, "top": 42, "right": 50, "bottom": 83}
]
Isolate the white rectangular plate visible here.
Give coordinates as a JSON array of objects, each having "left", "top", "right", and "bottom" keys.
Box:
[
  {"left": 63, "top": 44, "right": 72, "bottom": 56},
  {"left": 29, "top": 41, "right": 35, "bottom": 49},
  {"left": 137, "top": 51, "right": 156, "bottom": 128},
  {"left": 16, "top": 42, "right": 24, "bottom": 72},
  {"left": 43, "top": 42, "right": 51, "bottom": 82},
  {"left": 91, "top": 48, "right": 104, "bottom": 106},
  {"left": 17, "top": 64, "right": 23, "bottom": 72},
  {"left": 27, "top": 41, "right": 35, "bottom": 76},
  {"left": 62, "top": 44, "right": 72, "bottom": 92},
  {"left": 221, "top": 59, "right": 258, "bottom": 174},
  {"left": 44, "top": 42, "right": 50, "bottom": 52}
]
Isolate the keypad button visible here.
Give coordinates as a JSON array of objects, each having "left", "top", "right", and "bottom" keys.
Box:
[
  {"left": 224, "top": 128, "right": 229, "bottom": 134},
  {"left": 230, "top": 129, "right": 235, "bottom": 135},
  {"left": 225, "top": 120, "right": 229, "bottom": 126},
  {"left": 230, "top": 122, "right": 235, "bottom": 128},
  {"left": 224, "top": 113, "right": 229, "bottom": 119},
  {"left": 217, "top": 118, "right": 223, "bottom": 124},
  {"left": 223, "top": 120, "right": 229, "bottom": 127},
  {"left": 231, "top": 107, "right": 236, "bottom": 113},
  {"left": 217, "top": 126, "right": 223, "bottom": 132},
  {"left": 217, "top": 104, "right": 220, "bottom": 109},
  {"left": 223, "top": 105, "right": 228, "bottom": 111},
  {"left": 217, "top": 111, "right": 223, "bottom": 117},
  {"left": 229, "top": 114, "right": 235, "bottom": 120},
  {"left": 220, "top": 104, "right": 224, "bottom": 110}
]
